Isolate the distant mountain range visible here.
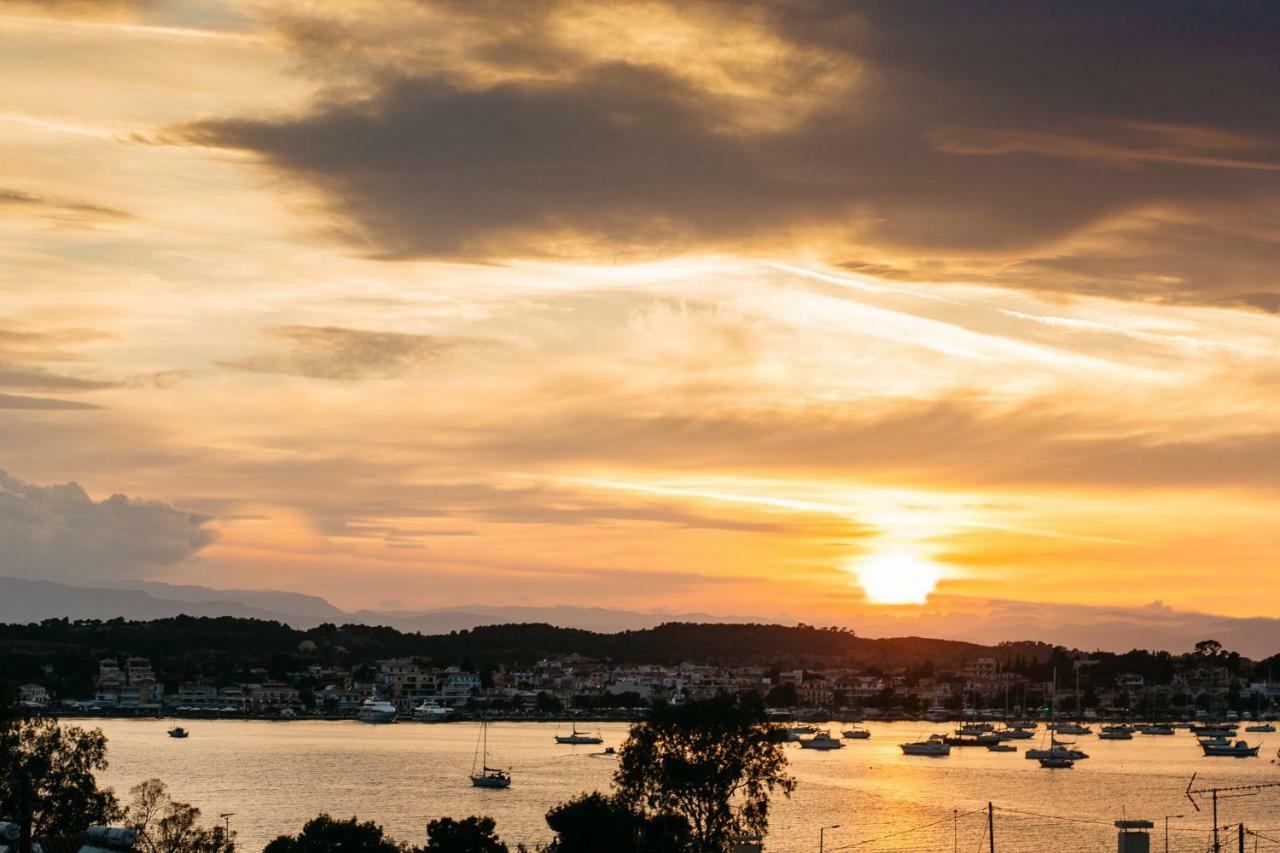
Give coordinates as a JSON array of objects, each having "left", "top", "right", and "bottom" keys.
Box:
[{"left": 2, "top": 575, "right": 1277, "bottom": 657}]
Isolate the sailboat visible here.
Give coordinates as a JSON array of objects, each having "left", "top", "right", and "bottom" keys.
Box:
[
  {"left": 1029, "top": 669, "right": 1085, "bottom": 768},
  {"left": 469, "top": 711, "right": 511, "bottom": 788},
  {"left": 555, "top": 724, "right": 604, "bottom": 745}
]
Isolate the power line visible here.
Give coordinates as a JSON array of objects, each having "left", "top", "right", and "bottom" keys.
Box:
[{"left": 821, "top": 808, "right": 985, "bottom": 852}]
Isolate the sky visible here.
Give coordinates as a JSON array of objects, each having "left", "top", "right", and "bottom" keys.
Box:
[{"left": 1, "top": 0, "right": 1279, "bottom": 628}]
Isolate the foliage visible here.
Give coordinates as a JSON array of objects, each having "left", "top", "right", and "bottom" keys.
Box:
[
  {"left": 614, "top": 695, "right": 794, "bottom": 853},
  {"left": 126, "top": 779, "right": 235, "bottom": 853},
  {"left": 263, "top": 815, "right": 407, "bottom": 853},
  {"left": 762, "top": 683, "right": 797, "bottom": 708},
  {"left": 0, "top": 716, "right": 122, "bottom": 843},
  {"left": 545, "top": 791, "right": 691, "bottom": 853},
  {"left": 424, "top": 816, "right": 506, "bottom": 853}
]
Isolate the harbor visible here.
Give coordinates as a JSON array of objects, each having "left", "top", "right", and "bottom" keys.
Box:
[{"left": 90, "top": 718, "right": 1280, "bottom": 852}]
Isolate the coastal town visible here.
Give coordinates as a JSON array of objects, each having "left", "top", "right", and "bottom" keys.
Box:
[{"left": 19, "top": 642, "right": 1280, "bottom": 724}]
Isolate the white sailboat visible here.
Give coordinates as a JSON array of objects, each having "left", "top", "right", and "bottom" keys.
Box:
[{"left": 470, "top": 712, "right": 511, "bottom": 788}]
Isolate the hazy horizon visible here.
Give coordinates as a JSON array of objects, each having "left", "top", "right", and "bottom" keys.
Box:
[{"left": 3, "top": 2, "right": 1279, "bottom": 636}]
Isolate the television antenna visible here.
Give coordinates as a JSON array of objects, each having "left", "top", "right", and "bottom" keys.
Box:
[{"left": 1184, "top": 773, "right": 1280, "bottom": 853}]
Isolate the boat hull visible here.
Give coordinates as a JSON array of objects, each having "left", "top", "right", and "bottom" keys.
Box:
[{"left": 470, "top": 774, "right": 511, "bottom": 789}]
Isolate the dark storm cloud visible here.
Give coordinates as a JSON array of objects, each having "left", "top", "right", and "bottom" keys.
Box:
[
  {"left": 175, "top": 0, "right": 1280, "bottom": 305},
  {"left": 0, "top": 470, "right": 217, "bottom": 581},
  {"left": 220, "top": 324, "right": 484, "bottom": 379},
  {"left": 181, "top": 65, "right": 823, "bottom": 258}
]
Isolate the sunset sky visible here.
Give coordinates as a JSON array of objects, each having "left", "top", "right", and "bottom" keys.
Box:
[{"left": 2, "top": 0, "right": 1279, "bottom": 626}]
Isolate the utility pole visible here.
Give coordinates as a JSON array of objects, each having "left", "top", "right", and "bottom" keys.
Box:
[
  {"left": 1164, "top": 814, "right": 1184, "bottom": 853},
  {"left": 818, "top": 824, "right": 840, "bottom": 853},
  {"left": 988, "top": 802, "right": 995, "bottom": 853},
  {"left": 1239, "top": 823, "right": 1245, "bottom": 853}
]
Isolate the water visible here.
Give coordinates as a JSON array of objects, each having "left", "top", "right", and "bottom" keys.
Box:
[{"left": 87, "top": 719, "right": 1280, "bottom": 851}]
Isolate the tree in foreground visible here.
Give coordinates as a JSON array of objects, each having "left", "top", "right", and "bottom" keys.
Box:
[
  {"left": 264, "top": 815, "right": 406, "bottom": 853},
  {"left": 614, "top": 695, "right": 794, "bottom": 853},
  {"left": 126, "top": 779, "right": 235, "bottom": 853},
  {"left": 0, "top": 715, "right": 122, "bottom": 853},
  {"left": 424, "top": 816, "right": 507, "bottom": 853},
  {"left": 545, "top": 791, "right": 690, "bottom": 853}
]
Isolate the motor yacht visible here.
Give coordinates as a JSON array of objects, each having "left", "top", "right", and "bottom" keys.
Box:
[
  {"left": 356, "top": 697, "right": 398, "bottom": 723},
  {"left": 412, "top": 702, "right": 453, "bottom": 722},
  {"left": 799, "top": 731, "right": 844, "bottom": 750}
]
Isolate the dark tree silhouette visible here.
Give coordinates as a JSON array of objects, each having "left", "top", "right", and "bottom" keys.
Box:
[
  {"left": 0, "top": 716, "right": 122, "bottom": 853},
  {"left": 264, "top": 815, "right": 406, "bottom": 853},
  {"left": 545, "top": 791, "right": 691, "bottom": 853},
  {"left": 614, "top": 695, "right": 794, "bottom": 853},
  {"left": 424, "top": 816, "right": 506, "bottom": 853}
]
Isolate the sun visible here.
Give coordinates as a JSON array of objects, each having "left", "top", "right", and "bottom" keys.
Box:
[{"left": 852, "top": 552, "right": 945, "bottom": 605}]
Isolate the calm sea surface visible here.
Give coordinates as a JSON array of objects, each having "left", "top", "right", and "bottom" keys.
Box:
[{"left": 88, "top": 719, "right": 1280, "bottom": 852}]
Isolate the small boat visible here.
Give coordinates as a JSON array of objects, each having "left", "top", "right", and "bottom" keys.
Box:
[
  {"left": 901, "top": 734, "right": 951, "bottom": 756},
  {"left": 1052, "top": 722, "right": 1093, "bottom": 736},
  {"left": 841, "top": 727, "right": 871, "bottom": 740},
  {"left": 1098, "top": 729, "right": 1133, "bottom": 740},
  {"left": 470, "top": 708, "right": 511, "bottom": 788},
  {"left": 1039, "top": 755, "right": 1075, "bottom": 769},
  {"left": 1137, "top": 724, "right": 1175, "bottom": 736},
  {"left": 1191, "top": 725, "right": 1236, "bottom": 738},
  {"left": 356, "top": 697, "right": 398, "bottom": 723},
  {"left": 945, "top": 732, "right": 1001, "bottom": 747},
  {"left": 996, "top": 727, "right": 1035, "bottom": 740},
  {"left": 987, "top": 743, "right": 1017, "bottom": 752},
  {"left": 602, "top": 746, "right": 617, "bottom": 755},
  {"left": 1201, "top": 739, "right": 1260, "bottom": 757},
  {"left": 799, "top": 731, "right": 844, "bottom": 750},
  {"left": 167, "top": 727, "right": 189, "bottom": 738},
  {"left": 1026, "top": 744, "right": 1089, "bottom": 760},
  {"left": 555, "top": 725, "right": 604, "bottom": 745},
  {"left": 1246, "top": 723, "right": 1276, "bottom": 733}
]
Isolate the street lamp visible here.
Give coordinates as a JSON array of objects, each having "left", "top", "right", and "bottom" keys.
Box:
[
  {"left": 819, "top": 824, "right": 841, "bottom": 853},
  {"left": 1164, "top": 814, "right": 1184, "bottom": 853}
]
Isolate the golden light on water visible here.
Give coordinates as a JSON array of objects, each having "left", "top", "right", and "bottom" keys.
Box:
[{"left": 851, "top": 552, "right": 946, "bottom": 605}]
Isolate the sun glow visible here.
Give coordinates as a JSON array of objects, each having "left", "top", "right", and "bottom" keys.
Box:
[{"left": 852, "top": 552, "right": 945, "bottom": 605}]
